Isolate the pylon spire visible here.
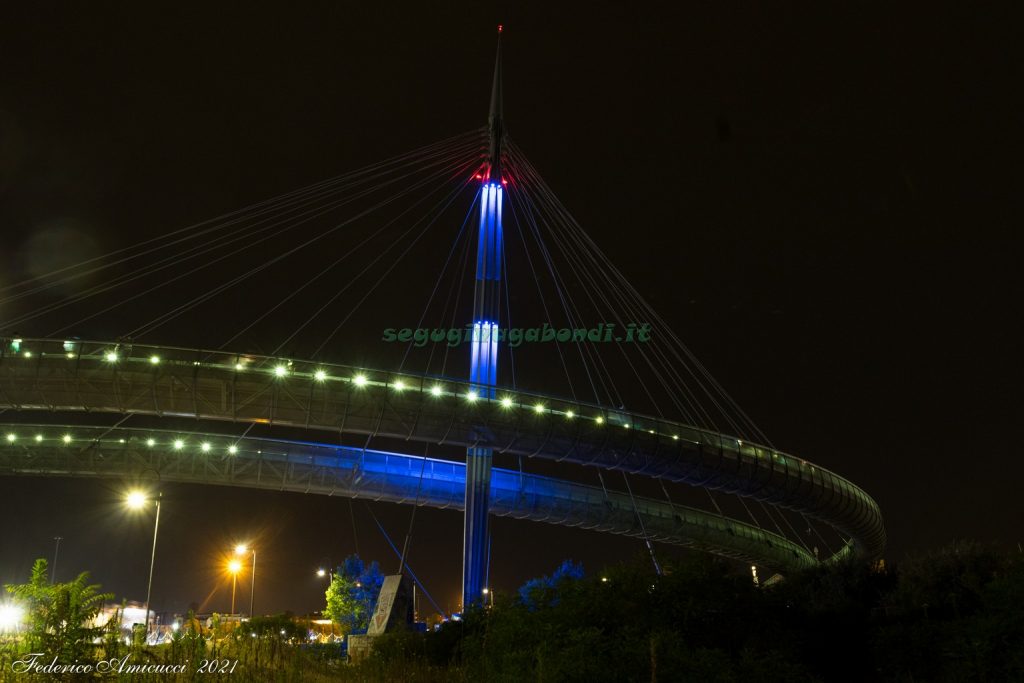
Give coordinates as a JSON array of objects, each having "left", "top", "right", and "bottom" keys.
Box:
[{"left": 487, "top": 25, "right": 504, "bottom": 182}]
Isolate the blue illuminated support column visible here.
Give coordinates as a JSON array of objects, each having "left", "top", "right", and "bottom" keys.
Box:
[
  {"left": 463, "top": 26, "right": 505, "bottom": 610},
  {"left": 464, "top": 181, "right": 502, "bottom": 609}
]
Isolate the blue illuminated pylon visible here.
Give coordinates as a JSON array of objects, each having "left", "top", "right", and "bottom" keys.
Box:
[{"left": 463, "top": 26, "right": 504, "bottom": 610}]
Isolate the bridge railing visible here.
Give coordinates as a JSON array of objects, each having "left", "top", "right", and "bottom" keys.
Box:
[
  {"left": 0, "top": 337, "right": 884, "bottom": 558},
  {"left": 0, "top": 337, "right": 819, "bottom": 462}
]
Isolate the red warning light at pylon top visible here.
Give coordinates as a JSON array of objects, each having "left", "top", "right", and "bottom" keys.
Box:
[
  {"left": 474, "top": 166, "right": 507, "bottom": 185},
  {"left": 498, "top": 24, "right": 503, "bottom": 34}
]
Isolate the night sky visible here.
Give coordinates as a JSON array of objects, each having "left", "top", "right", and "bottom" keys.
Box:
[{"left": 0, "top": 2, "right": 1019, "bottom": 619}]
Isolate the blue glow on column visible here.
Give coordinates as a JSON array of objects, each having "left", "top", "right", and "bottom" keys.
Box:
[
  {"left": 469, "top": 182, "right": 503, "bottom": 398},
  {"left": 464, "top": 180, "right": 503, "bottom": 609},
  {"left": 469, "top": 321, "right": 499, "bottom": 397},
  {"left": 475, "top": 183, "right": 503, "bottom": 285}
]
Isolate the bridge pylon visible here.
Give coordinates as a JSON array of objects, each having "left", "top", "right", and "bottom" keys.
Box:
[{"left": 463, "top": 26, "right": 505, "bottom": 610}]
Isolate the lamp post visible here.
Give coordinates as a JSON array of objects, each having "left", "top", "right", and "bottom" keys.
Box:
[
  {"left": 234, "top": 544, "right": 256, "bottom": 617},
  {"left": 315, "top": 557, "right": 334, "bottom": 583},
  {"left": 315, "top": 562, "right": 335, "bottom": 640},
  {"left": 51, "top": 536, "right": 62, "bottom": 583},
  {"left": 228, "top": 559, "right": 242, "bottom": 614},
  {"left": 125, "top": 490, "right": 162, "bottom": 636}
]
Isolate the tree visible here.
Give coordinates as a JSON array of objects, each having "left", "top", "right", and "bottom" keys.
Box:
[
  {"left": 517, "top": 559, "right": 584, "bottom": 611},
  {"left": 4, "top": 559, "right": 52, "bottom": 652},
  {"left": 323, "top": 554, "right": 384, "bottom": 634},
  {"left": 5, "top": 558, "right": 114, "bottom": 662}
]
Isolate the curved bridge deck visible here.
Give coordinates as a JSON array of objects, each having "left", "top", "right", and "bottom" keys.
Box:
[
  {"left": 0, "top": 424, "right": 828, "bottom": 571},
  {"left": 0, "top": 338, "right": 884, "bottom": 566}
]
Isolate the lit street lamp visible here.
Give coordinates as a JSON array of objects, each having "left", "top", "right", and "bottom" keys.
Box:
[
  {"left": 234, "top": 544, "right": 257, "bottom": 617},
  {"left": 0, "top": 603, "right": 25, "bottom": 633},
  {"left": 315, "top": 557, "right": 334, "bottom": 583},
  {"left": 228, "top": 559, "right": 242, "bottom": 614},
  {"left": 315, "top": 562, "right": 335, "bottom": 641},
  {"left": 125, "top": 489, "right": 162, "bottom": 637}
]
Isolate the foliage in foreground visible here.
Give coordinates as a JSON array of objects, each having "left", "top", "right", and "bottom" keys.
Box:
[
  {"left": 367, "top": 542, "right": 1024, "bottom": 682},
  {"left": 4, "top": 558, "right": 113, "bottom": 664},
  {"left": 2, "top": 543, "right": 1022, "bottom": 681}
]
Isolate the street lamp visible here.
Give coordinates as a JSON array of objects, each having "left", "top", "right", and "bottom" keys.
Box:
[
  {"left": 315, "top": 562, "right": 335, "bottom": 640},
  {"left": 51, "top": 536, "right": 62, "bottom": 583},
  {"left": 0, "top": 603, "right": 25, "bottom": 633},
  {"left": 315, "top": 557, "right": 334, "bottom": 583},
  {"left": 228, "top": 559, "right": 242, "bottom": 614},
  {"left": 234, "top": 544, "right": 256, "bottom": 617},
  {"left": 125, "top": 489, "right": 162, "bottom": 637}
]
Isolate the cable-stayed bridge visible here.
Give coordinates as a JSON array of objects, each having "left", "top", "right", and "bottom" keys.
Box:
[{"left": 0, "top": 28, "right": 883, "bottom": 612}]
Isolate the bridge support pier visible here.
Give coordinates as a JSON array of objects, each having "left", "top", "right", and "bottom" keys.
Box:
[{"left": 462, "top": 446, "right": 493, "bottom": 608}]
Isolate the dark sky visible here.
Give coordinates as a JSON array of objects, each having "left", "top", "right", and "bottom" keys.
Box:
[{"left": 0, "top": 2, "right": 1020, "bottom": 618}]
